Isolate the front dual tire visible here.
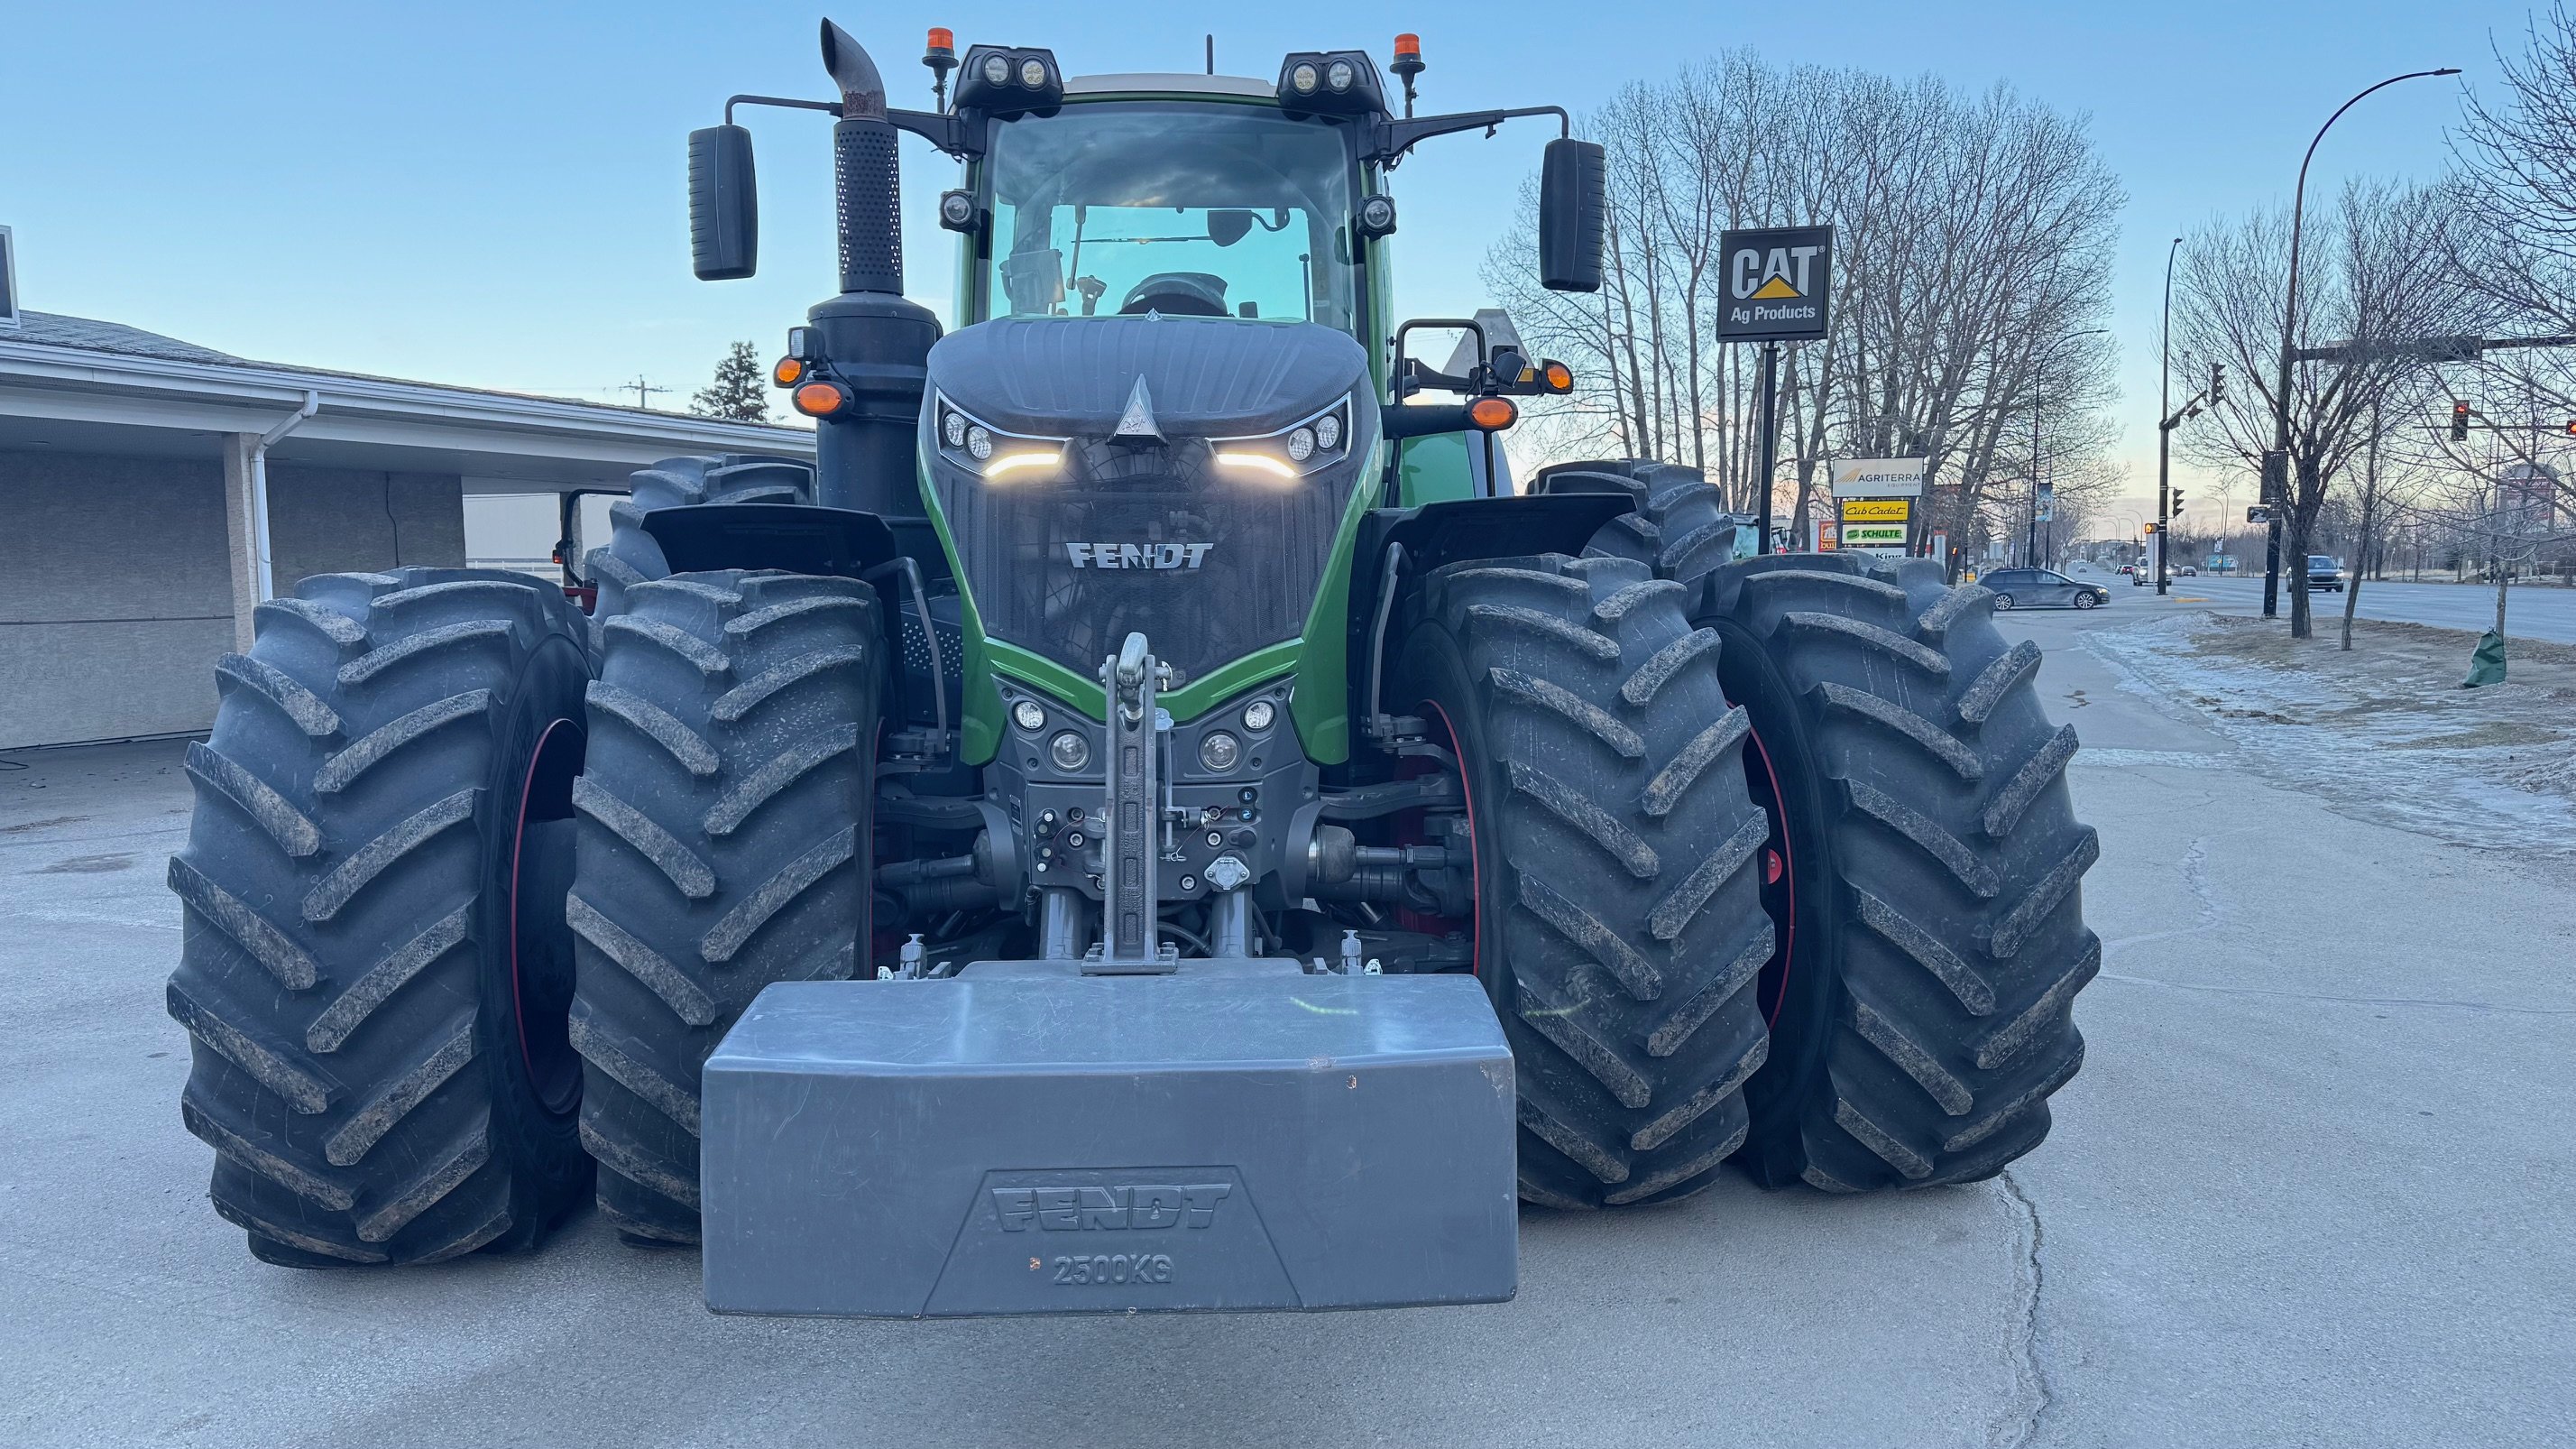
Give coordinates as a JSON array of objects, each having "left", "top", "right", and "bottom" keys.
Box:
[{"left": 1394, "top": 553, "right": 1774, "bottom": 1207}]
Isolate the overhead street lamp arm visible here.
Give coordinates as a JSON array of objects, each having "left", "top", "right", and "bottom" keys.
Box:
[
  {"left": 2262, "top": 65, "right": 2461, "bottom": 618},
  {"left": 2275, "top": 67, "right": 2462, "bottom": 448}
]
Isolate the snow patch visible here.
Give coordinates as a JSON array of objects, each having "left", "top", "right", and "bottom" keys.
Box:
[{"left": 2084, "top": 617, "right": 2576, "bottom": 855}]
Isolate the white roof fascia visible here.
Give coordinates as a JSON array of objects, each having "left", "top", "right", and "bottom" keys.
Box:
[{"left": 0, "top": 336, "right": 813, "bottom": 457}]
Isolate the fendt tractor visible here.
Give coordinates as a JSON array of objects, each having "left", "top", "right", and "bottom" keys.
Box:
[{"left": 167, "top": 23, "right": 2100, "bottom": 1315}]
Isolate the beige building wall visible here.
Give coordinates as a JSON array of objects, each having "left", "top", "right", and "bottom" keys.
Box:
[{"left": 0, "top": 448, "right": 463, "bottom": 749}]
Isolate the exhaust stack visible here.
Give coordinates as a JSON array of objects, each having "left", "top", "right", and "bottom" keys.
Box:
[
  {"left": 822, "top": 21, "right": 906, "bottom": 298},
  {"left": 804, "top": 21, "right": 940, "bottom": 522}
]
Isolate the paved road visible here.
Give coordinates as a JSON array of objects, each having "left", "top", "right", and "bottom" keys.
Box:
[
  {"left": 2064, "top": 564, "right": 2576, "bottom": 642},
  {"left": 4, "top": 605, "right": 2570, "bottom": 1447}
]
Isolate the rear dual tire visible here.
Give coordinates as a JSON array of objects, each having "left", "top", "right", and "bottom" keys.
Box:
[
  {"left": 1707, "top": 556, "right": 2099, "bottom": 1190},
  {"left": 1550, "top": 458, "right": 2101, "bottom": 1192},
  {"left": 168, "top": 568, "right": 593, "bottom": 1265}
]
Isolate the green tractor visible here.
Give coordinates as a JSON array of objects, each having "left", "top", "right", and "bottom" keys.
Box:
[{"left": 167, "top": 23, "right": 2098, "bottom": 1314}]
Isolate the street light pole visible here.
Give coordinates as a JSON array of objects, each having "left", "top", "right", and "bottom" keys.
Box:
[
  {"left": 2030, "top": 326, "right": 2109, "bottom": 572},
  {"left": 2157, "top": 236, "right": 2181, "bottom": 595},
  {"left": 2263, "top": 67, "right": 2460, "bottom": 618}
]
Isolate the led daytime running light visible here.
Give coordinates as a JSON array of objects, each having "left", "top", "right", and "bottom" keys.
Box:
[
  {"left": 1213, "top": 450, "right": 1298, "bottom": 479},
  {"left": 983, "top": 448, "right": 1065, "bottom": 480}
]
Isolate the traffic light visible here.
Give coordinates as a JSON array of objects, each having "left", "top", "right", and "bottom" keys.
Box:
[
  {"left": 2261, "top": 449, "right": 2287, "bottom": 503},
  {"left": 2209, "top": 363, "right": 2224, "bottom": 405},
  {"left": 2142, "top": 522, "right": 2159, "bottom": 534},
  {"left": 2563, "top": 420, "right": 2576, "bottom": 437},
  {"left": 2172, "top": 491, "right": 2185, "bottom": 513},
  {"left": 2452, "top": 401, "right": 2471, "bottom": 441}
]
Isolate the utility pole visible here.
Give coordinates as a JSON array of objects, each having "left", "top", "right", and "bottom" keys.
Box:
[
  {"left": 2264, "top": 67, "right": 2459, "bottom": 619},
  {"left": 2028, "top": 327, "right": 2106, "bottom": 571},
  {"left": 621, "top": 375, "right": 670, "bottom": 410},
  {"left": 2157, "top": 236, "right": 2182, "bottom": 595},
  {"left": 1754, "top": 340, "right": 1781, "bottom": 553}
]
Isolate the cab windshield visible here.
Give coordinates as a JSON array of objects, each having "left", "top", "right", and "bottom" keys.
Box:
[{"left": 978, "top": 101, "right": 1360, "bottom": 337}]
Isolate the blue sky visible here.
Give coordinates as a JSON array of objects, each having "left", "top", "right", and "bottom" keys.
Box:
[{"left": 1, "top": 1, "right": 2529, "bottom": 514}]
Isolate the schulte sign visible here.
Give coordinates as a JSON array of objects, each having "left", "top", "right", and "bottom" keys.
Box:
[{"left": 1716, "top": 225, "right": 1833, "bottom": 343}]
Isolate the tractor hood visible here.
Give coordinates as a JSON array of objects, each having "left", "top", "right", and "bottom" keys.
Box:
[
  {"left": 924, "top": 315, "right": 1367, "bottom": 438},
  {"left": 917, "top": 316, "right": 1380, "bottom": 700}
]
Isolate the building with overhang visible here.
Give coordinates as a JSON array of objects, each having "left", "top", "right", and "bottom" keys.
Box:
[{"left": 0, "top": 286, "right": 809, "bottom": 749}]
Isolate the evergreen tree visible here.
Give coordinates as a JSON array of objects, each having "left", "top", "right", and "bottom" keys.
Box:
[{"left": 690, "top": 339, "right": 770, "bottom": 422}]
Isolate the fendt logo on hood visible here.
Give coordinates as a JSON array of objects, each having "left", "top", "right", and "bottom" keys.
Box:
[
  {"left": 991, "top": 1183, "right": 1232, "bottom": 1231},
  {"left": 1063, "top": 542, "right": 1213, "bottom": 570}
]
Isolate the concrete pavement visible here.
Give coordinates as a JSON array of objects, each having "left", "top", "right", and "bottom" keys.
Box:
[{"left": 3, "top": 602, "right": 2569, "bottom": 1448}]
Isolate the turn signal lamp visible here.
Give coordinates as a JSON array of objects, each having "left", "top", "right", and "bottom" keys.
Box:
[
  {"left": 793, "top": 380, "right": 851, "bottom": 418},
  {"left": 1468, "top": 396, "right": 1517, "bottom": 430},
  {"left": 1542, "top": 360, "right": 1574, "bottom": 392},
  {"left": 772, "top": 356, "right": 805, "bottom": 387}
]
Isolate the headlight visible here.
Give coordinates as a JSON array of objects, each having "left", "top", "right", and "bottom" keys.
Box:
[
  {"left": 1012, "top": 699, "right": 1047, "bottom": 733},
  {"left": 934, "top": 392, "right": 1067, "bottom": 480},
  {"left": 1049, "top": 731, "right": 1090, "bottom": 772},
  {"left": 1212, "top": 394, "right": 1354, "bottom": 479},
  {"left": 1241, "top": 699, "right": 1275, "bottom": 733},
  {"left": 1199, "top": 732, "right": 1243, "bottom": 772}
]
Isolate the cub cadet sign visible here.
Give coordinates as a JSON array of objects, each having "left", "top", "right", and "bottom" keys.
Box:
[{"left": 1716, "top": 225, "right": 1834, "bottom": 343}]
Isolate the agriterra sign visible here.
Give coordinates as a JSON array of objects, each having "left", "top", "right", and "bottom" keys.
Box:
[{"left": 1716, "top": 225, "right": 1834, "bottom": 343}]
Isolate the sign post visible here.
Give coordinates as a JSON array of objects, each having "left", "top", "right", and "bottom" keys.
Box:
[{"left": 1718, "top": 226, "right": 1834, "bottom": 550}]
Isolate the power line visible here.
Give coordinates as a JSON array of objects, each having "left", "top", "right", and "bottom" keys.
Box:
[{"left": 616, "top": 375, "right": 671, "bottom": 409}]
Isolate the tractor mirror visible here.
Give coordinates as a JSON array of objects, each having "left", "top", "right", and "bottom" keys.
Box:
[
  {"left": 1537, "top": 138, "right": 1605, "bottom": 293},
  {"left": 1208, "top": 209, "right": 1255, "bottom": 248},
  {"left": 688, "top": 125, "right": 759, "bottom": 281}
]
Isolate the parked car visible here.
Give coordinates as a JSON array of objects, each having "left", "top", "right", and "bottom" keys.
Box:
[
  {"left": 2304, "top": 555, "right": 2344, "bottom": 593},
  {"left": 2176, "top": 565, "right": 2197, "bottom": 577},
  {"left": 1982, "top": 568, "right": 2111, "bottom": 610}
]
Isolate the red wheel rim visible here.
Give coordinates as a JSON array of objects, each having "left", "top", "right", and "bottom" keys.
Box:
[{"left": 509, "top": 717, "right": 584, "bottom": 1113}]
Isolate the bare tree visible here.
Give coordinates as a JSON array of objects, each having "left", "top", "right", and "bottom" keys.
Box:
[
  {"left": 2171, "top": 180, "right": 2468, "bottom": 638},
  {"left": 2442, "top": 5, "right": 2576, "bottom": 595},
  {"left": 1484, "top": 53, "right": 2123, "bottom": 558}
]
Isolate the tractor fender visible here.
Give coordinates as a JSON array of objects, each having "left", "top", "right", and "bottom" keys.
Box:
[
  {"left": 1348, "top": 494, "right": 1636, "bottom": 617},
  {"left": 639, "top": 502, "right": 903, "bottom": 578}
]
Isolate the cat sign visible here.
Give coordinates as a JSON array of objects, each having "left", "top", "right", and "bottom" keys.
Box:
[{"left": 1716, "top": 225, "right": 1833, "bottom": 343}]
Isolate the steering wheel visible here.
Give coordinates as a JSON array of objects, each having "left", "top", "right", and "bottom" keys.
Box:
[{"left": 1118, "top": 272, "right": 1230, "bottom": 318}]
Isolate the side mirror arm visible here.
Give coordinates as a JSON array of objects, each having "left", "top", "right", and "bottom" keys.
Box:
[
  {"left": 1366, "top": 106, "right": 1569, "bottom": 164},
  {"left": 721, "top": 94, "right": 980, "bottom": 158}
]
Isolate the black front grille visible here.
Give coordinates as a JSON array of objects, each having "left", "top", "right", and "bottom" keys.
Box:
[{"left": 933, "top": 442, "right": 1359, "bottom": 686}]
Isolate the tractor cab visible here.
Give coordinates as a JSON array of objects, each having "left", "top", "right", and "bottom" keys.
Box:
[{"left": 962, "top": 78, "right": 1363, "bottom": 335}]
